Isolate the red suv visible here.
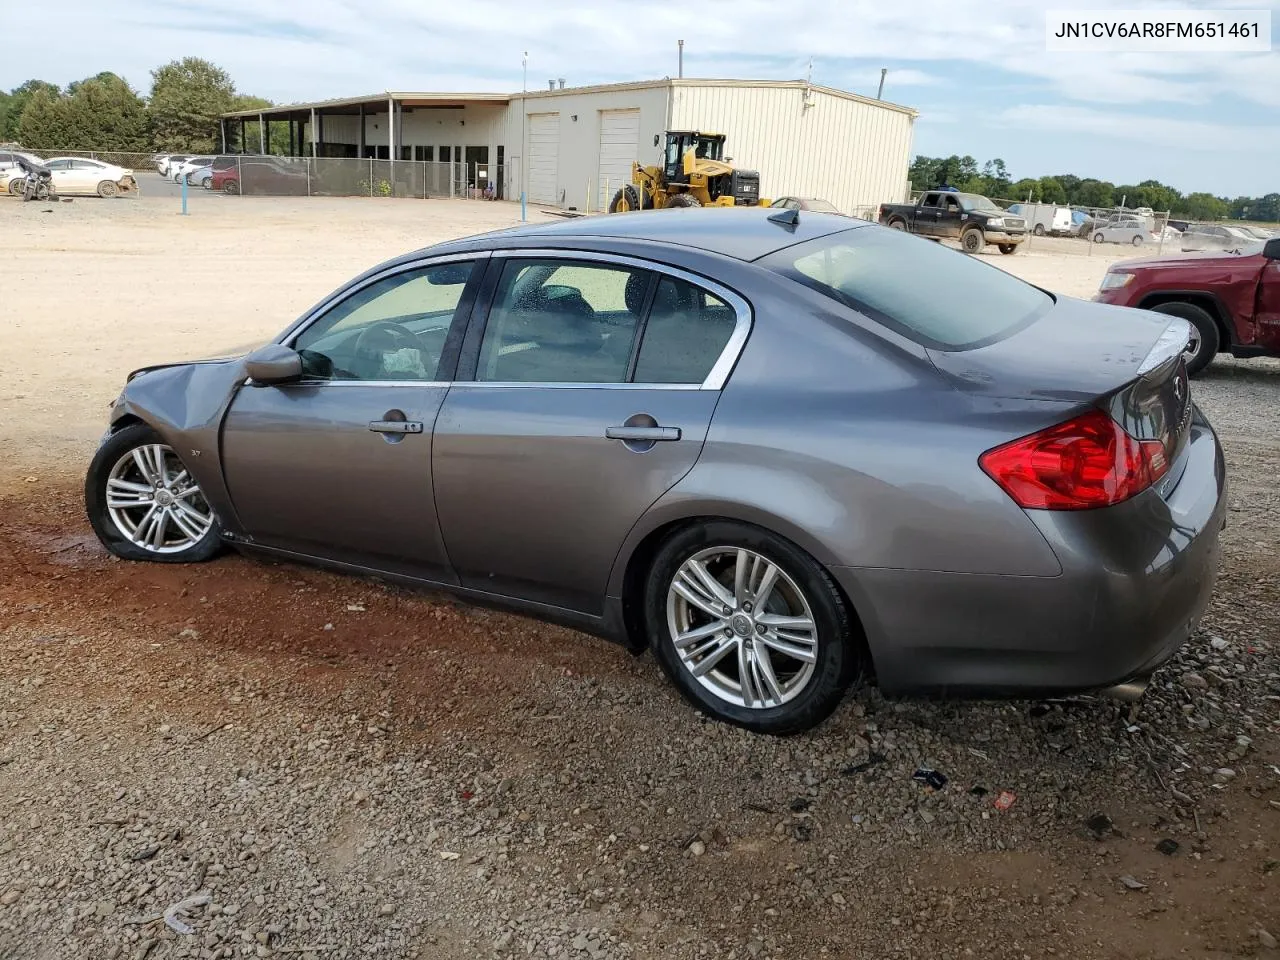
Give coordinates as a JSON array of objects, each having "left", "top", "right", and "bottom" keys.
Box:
[{"left": 1094, "top": 236, "right": 1280, "bottom": 375}]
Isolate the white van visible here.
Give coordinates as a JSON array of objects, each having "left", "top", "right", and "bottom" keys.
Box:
[{"left": 1006, "top": 203, "right": 1075, "bottom": 237}]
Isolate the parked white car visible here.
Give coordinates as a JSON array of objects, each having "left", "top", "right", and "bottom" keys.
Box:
[
  {"left": 172, "top": 157, "right": 214, "bottom": 182},
  {"left": 156, "top": 155, "right": 190, "bottom": 177},
  {"left": 43, "top": 157, "right": 137, "bottom": 197},
  {"left": 188, "top": 164, "right": 214, "bottom": 188},
  {"left": 1091, "top": 221, "right": 1149, "bottom": 246},
  {"left": 1006, "top": 202, "right": 1075, "bottom": 237},
  {"left": 1180, "top": 223, "right": 1257, "bottom": 253}
]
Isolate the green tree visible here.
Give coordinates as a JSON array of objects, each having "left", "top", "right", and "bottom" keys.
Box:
[
  {"left": 232, "top": 94, "right": 292, "bottom": 154},
  {"left": 61, "top": 73, "right": 149, "bottom": 150},
  {"left": 1037, "top": 177, "right": 1067, "bottom": 205},
  {"left": 1174, "top": 192, "right": 1229, "bottom": 221},
  {"left": 1053, "top": 174, "right": 1081, "bottom": 201},
  {"left": 3, "top": 79, "right": 60, "bottom": 141},
  {"left": 149, "top": 57, "right": 237, "bottom": 152},
  {"left": 1010, "top": 178, "right": 1041, "bottom": 201},
  {"left": 1074, "top": 179, "right": 1115, "bottom": 208},
  {"left": 16, "top": 88, "right": 64, "bottom": 149}
]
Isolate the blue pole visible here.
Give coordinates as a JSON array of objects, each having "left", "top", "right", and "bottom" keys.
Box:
[
  {"left": 181, "top": 175, "right": 188, "bottom": 216},
  {"left": 520, "top": 190, "right": 526, "bottom": 222}
]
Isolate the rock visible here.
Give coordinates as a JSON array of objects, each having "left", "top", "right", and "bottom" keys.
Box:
[
  {"left": 178, "top": 628, "right": 202, "bottom": 640},
  {"left": 1209, "top": 637, "right": 1229, "bottom": 651},
  {"left": 1119, "top": 876, "right": 1147, "bottom": 891},
  {"left": 1260, "top": 929, "right": 1278, "bottom": 950},
  {"left": 831, "top": 893, "right": 846, "bottom": 905},
  {"left": 1, "top": 890, "right": 20, "bottom": 906},
  {"left": 746, "top": 941, "right": 764, "bottom": 958},
  {"left": 1180, "top": 673, "right": 1208, "bottom": 690},
  {"left": 1155, "top": 839, "right": 1179, "bottom": 856},
  {"left": 1214, "top": 768, "right": 1237, "bottom": 781},
  {"left": 689, "top": 841, "right": 706, "bottom": 857},
  {"left": 378, "top": 904, "right": 395, "bottom": 917}
]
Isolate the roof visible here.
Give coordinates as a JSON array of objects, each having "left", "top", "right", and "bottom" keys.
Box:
[
  {"left": 221, "top": 78, "right": 917, "bottom": 120},
  {"left": 440, "top": 208, "right": 872, "bottom": 263}
]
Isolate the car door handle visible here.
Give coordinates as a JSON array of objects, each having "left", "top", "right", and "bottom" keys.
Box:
[
  {"left": 369, "top": 419, "right": 424, "bottom": 434},
  {"left": 606, "top": 425, "right": 681, "bottom": 442}
]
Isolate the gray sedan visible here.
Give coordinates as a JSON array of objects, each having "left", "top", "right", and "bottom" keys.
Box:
[{"left": 84, "top": 209, "right": 1226, "bottom": 733}]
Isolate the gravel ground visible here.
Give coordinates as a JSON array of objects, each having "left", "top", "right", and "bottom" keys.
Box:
[{"left": 1, "top": 198, "right": 1278, "bottom": 959}]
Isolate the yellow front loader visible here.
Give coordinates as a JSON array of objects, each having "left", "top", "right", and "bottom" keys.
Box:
[{"left": 608, "top": 131, "right": 769, "bottom": 212}]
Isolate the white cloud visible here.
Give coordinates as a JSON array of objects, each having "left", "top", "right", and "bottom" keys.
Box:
[{"left": 998, "top": 103, "right": 1280, "bottom": 155}]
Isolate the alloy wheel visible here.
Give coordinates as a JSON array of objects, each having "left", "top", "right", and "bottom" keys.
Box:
[
  {"left": 666, "top": 547, "right": 818, "bottom": 709},
  {"left": 105, "top": 444, "right": 214, "bottom": 554}
]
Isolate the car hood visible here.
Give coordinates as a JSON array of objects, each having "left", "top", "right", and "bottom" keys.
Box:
[
  {"left": 926, "top": 296, "right": 1170, "bottom": 402},
  {"left": 1110, "top": 250, "right": 1266, "bottom": 273}
]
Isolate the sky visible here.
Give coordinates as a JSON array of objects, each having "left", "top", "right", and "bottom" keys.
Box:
[{"left": 1, "top": 0, "right": 1276, "bottom": 197}]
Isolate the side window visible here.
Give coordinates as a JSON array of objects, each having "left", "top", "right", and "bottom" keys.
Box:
[
  {"left": 46, "top": 159, "right": 70, "bottom": 170},
  {"left": 476, "top": 259, "right": 649, "bottom": 383},
  {"left": 920, "top": 194, "right": 938, "bottom": 208},
  {"left": 292, "top": 261, "right": 476, "bottom": 381},
  {"left": 633, "top": 277, "right": 737, "bottom": 384},
  {"left": 944, "top": 196, "right": 960, "bottom": 211}
]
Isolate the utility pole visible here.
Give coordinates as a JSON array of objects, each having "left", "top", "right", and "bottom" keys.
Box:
[
  {"left": 678, "top": 40, "right": 684, "bottom": 78},
  {"left": 877, "top": 68, "right": 887, "bottom": 99},
  {"left": 521, "top": 51, "right": 528, "bottom": 222}
]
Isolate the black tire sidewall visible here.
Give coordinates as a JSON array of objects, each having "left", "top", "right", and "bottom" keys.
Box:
[
  {"left": 962, "top": 230, "right": 983, "bottom": 253},
  {"left": 1150, "top": 302, "right": 1220, "bottom": 376},
  {"left": 644, "top": 521, "right": 857, "bottom": 734},
  {"left": 85, "top": 423, "right": 222, "bottom": 563}
]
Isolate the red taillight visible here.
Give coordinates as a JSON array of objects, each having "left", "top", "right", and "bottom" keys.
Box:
[{"left": 979, "top": 409, "right": 1169, "bottom": 510}]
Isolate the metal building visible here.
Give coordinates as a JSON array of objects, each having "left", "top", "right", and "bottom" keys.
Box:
[{"left": 220, "top": 78, "right": 917, "bottom": 215}]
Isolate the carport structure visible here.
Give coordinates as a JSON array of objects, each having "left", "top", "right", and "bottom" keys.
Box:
[{"left": 219, "top": 91, "right": 511, "bottom": 163}]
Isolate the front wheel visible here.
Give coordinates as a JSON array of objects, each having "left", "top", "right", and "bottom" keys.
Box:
[
  {"left": 85, "top": 423, "right": 222, "bottom": 563},
  {"left": 8, "top": 178, "right": 24, "bottom": 196},
  {"left": 961, "top": 229, "right": 985, "bottom": 254},
  {"left": 998, "top": 243, "right": 1018, "bottom": 255},
  {"left": 97, "top": 180, "right": 118, "bottom": 198},
  {"left": 645, "top": 522, "right": 861, "bottom": 734},
  {"left": 1094, "top": 232, "right": 1106, "bottom": 243},
  {"left": 1033, "top": 224, "right": 1046, "bottom": 237},
  {"left": 1131, "top": 235, "right": 1144, "bottom": 246}
]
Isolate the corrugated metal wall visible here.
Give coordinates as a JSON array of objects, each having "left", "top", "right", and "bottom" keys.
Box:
[
  {"left": 670, "top": 83, "right": 915, "bottom": 217},
  {"left": 501, "top": 85, "right": 671, "bottom": 210}
]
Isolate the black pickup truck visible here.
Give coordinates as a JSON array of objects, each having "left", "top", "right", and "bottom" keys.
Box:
[{"left": 877, "top": 190, "right": 1028, "bottom": 255}]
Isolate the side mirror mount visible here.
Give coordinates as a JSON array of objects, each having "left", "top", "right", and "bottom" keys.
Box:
[
  {"left": 1264, "top": 237, "right": 1280, "bottom": 260},
  {"left": 244, "top": 343, "right": 303, "bottom": 385}
]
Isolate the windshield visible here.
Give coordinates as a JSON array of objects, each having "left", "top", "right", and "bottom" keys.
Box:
[
  {"left": 806, "top": 199, "right": 840, "bottom": 213},
  {"left": 958, "top": 194, "right": 1004, "bottom": 214},
  {"left": 761, "top": 227, "right": 1053, "bottom": 350}
]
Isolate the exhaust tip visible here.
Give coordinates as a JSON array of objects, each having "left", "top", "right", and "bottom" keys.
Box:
[{"left": 1099, "top": 678, "right": 1149, "bottom": 702}]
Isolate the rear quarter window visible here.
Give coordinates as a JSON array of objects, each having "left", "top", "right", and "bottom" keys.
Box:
[{"left": 761, "top": 227, "right": 1054, "bottom": 350}]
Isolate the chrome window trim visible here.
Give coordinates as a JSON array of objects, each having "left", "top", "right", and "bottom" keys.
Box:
[
  {"left": 450, "top": 381, "right": 699, "bottom": 391},
  {"left": 486, "top": 248, "right": 753, "bottom": 391},
  {"left": 249, "top": 379, "right": 452, "bottom": 389},
  {"left": 273, "top": 252, "right": 488, "bottom": 348}
]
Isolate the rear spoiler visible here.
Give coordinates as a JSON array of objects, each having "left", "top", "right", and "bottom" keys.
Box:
[{"left": 1137, "top": 318, "right": 1192, "bottom": 376}]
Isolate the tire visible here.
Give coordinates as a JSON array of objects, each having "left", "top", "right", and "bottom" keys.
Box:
[
  {"left": 1033, "top": 224, "right": 1046, "bottom": 237},
  {"left": 998, "top": 244, "right": 1018, "bottom": 255},
  {"left": 961, "top": 229, "right": 984, "bottom": 254},
  {"left": 222, "top": 179, "right": 240, "bottom": 195},
  {"left": 666, "top": 193, "right": 702, "bottom": 208},
  {"left": 1131, "top": 235, "right": 1144, "bottom": 246},
  {"left": 85, "top": 423, "right": 222, "bottom": 564},
  {"left": 644, "top": 521, "right": 861, "bottom": 734},
  {"left": 1094, "top": 232, "right": 1105, "bottom": 243},
  {"left": 8, "top": 178, "right": 24, "bottom": 196},
  {"left": 1149, "top": 301, "right": 1220, "bottom": 377},
  {"left": 888, "top": 218, "right": 907, "bottom": 231},
  {"left": 97, "top": 180, "right": 118, "bottom": 198},
  {"left": 608, "top": 185, "right": 642, "bottom": 213}
]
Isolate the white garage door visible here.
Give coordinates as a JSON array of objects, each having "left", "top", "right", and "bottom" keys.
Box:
[
  {"left": 527, "top": 112, "right": 560, "bottom": 205},
  {"left": 597, "top": 109, "right": 640, "bottom": 209}
]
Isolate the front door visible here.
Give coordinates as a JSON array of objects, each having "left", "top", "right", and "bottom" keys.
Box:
[
  {"left": 433, "top": 255, "right": 746, "bottom": 614},
  {"left": 1257, "top": 257, "right": 1280, "bottom": 350},
  {"left": 916, "top": 193, "right": 942, "bottom": 237},
  {"left": 219, "top": 258, "right": 484, "bottom": 581},
  {"left": 938, "top": 193, "right": 965, "bottom": 237}
]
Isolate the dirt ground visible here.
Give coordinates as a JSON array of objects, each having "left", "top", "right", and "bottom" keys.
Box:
[{"left": 0, "top": 194, "right": 1277, "bottom": 960}]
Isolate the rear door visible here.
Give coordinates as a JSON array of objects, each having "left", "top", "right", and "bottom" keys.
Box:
[{"left": 432, "top": 251, "right": 749, "bottom": 614}]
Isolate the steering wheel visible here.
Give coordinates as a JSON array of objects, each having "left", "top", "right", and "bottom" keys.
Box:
[{"left": 352, "top": 321, "right": 424, "bottom": 376}]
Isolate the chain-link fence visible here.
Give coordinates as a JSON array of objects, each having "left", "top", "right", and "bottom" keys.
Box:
[{"left": 17, "top": 148, "right": 509, "bottom": 201}]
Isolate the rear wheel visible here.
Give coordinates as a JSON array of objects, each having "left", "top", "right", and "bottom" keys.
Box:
[
  {"left": 888, "top": 218, "right": 907, "bottom": 231},
  {"left": 1033, "top": 223, "right": 1046, "bottom": 237},
  {"left": 961, "top": 229, "right": 985, "bottom": 254},
  {"left": 222, "top": 179, "right": 240, "bottom": 195},
  {"left": 1131, "top": 235, "right": 1144, "bottom": 246},
  {"left": 998, "top": 243, "right": 1018, "bottom": 255},
  {"left": 97, "top": 180, "right": 118, "bottom": 198},
  {"left": 666, "top": 193, "right": 702, "bottom": 208},
  {"left": 646, "top": 521, "right": 861, "bottom": 734},
  {"left": 85, "top": 423, "right": 222, "bottom": 563},
  {"left": 1149, "top": 301, "right": 1220, "bottom": 377},
  {"left": 1094, "top": 232, "right": 1105, "bottom": 243}
]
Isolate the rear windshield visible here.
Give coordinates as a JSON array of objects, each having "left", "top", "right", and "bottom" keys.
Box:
[{"left": 761, "top": 227, "right": 1053, "bottom": 350}]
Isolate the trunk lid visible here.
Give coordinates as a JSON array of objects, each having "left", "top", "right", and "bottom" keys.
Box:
[{"left": 929, "top": 296, "right": 1195, "bottom": 497}]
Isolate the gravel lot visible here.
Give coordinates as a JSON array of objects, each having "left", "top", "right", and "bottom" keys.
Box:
[{"left": 1, "top": 195, "right": 1277, "bottom": 960}]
